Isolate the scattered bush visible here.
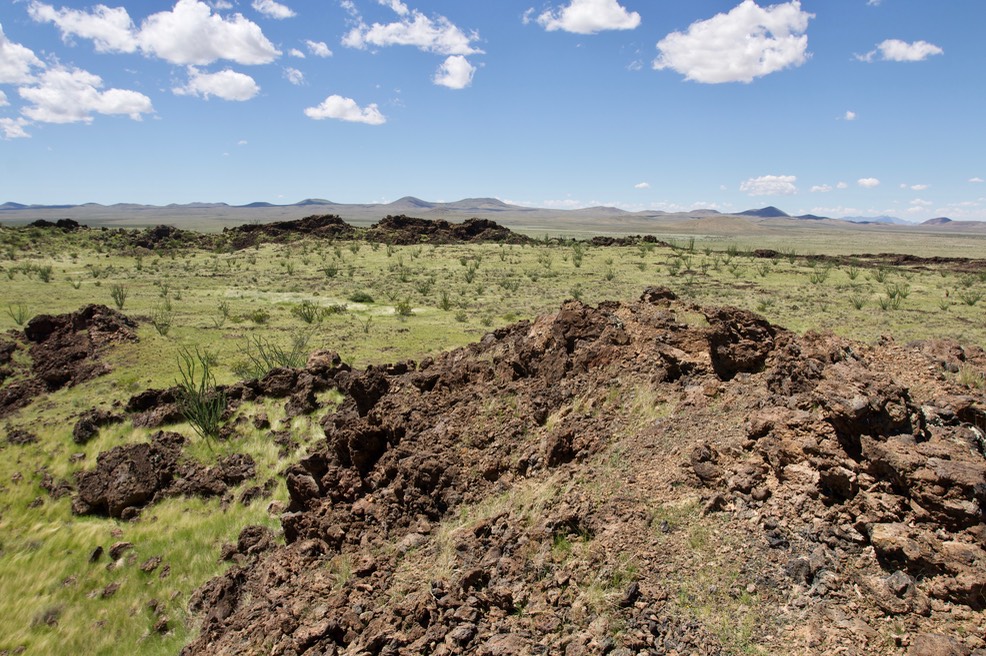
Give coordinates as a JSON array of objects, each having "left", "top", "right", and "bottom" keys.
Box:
[
  {"left": 110, "top": 283, "right": 128, "bottom": 310},
  {"left": 176, "top": 346, "right": 226, "bottom": 443}
]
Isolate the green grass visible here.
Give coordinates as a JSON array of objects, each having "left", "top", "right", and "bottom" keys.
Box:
[{"left": 0, "top": 224, "right": 985, "bottom": 653}]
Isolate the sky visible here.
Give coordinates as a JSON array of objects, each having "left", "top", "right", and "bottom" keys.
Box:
[{"left": 1, "top": 0, "right": 984, "bottom": 222}]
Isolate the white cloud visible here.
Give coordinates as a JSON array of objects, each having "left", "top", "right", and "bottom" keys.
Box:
[
  {"left": 653, "top": 1, "right": 813, "bottom": 83},
  {"left": 909, "top": 184, "right": 929, "bottom": 191},
  {"left": 173, "top": 67, "right": 260, "bottom": 101},
  {"left": 1, "top": 117, "right": 31, "bottom": 139},
  {"left": 0, "top": 24, "right": 44, "bottom": 84},
  {"left": 343, "top": 9, "right": 482, "bottom": 56},
  {"left": 740, "top": 174, "right": 798, "bottom": 196},
  {"left": 844, "top": 110, "right": 856, "bottom": 121},
  {"left": 969, "top": 177, "right": 984, "bottom": 183},
  {"left": 433, "top": 55, "right": 475, "bottom": 89},
  {"left": 536, "top": 0, "right": 641, "bottom": 35},
  {"left": 28, "top": 2, "right": 137, "bottom": 53},
  {"left": 0, "top": 89, "right": 6, "bottom": 106},
  {"left": 305, "top": 40, "right": 332, "bottom": 57},
  {"left": 810, "top": 184, "right": 832, "bottom": 193},
  {"left": 836, "top": 181, "right": 848, "bottom": 189},
  {"left": 634, "top": 182, "right": 651, "bottom": 189},
  {"left": 252, "top": 0, "right": 296, "bottom": 20},
  {"left": 28, "top": 0, "right": 280, "bottom": 65},
  {"left": 138, "top": 0, "right": 280, "bottom": 65},
  {"left": 283, "top": 66, "right": 304, "bottom": 85},
  {"left": 211, "top": 1, "right": 233, "bottom": 8},
  {"left": 858, "top": 177, "right": 880, "bottom": 188},
  {"left": 910, "top": 198, "right": 932, "bottom": 207},
  {"left": 378, "top": 0, "right": 410, "bottom": 16},
  {"left": 304, "top": 95, "right": 385, "bottom": 125},
  {"left": 288, "top": 47, "right": 305, "bottom": 58},
  {"left": 857, "top": 39, "right": 943, "bottom": 63},
  {"left": 237, "top": 139, "right": 247, "bottom": 145},
  {"left": 19, "top": 66, "right": 153, "bottom": 123}
]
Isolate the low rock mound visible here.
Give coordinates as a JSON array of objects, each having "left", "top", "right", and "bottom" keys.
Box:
[
  {"left": 0, "top": 304, "right": 137, "bottom": 418},
  {"left": 223, "top": 214, "right": 357, "bottom": 249},
  {"left": 366, "top": 215, "right": 531, "bottom": 245},
  {"left": 182, "top": 289, "right": 986, "bottom": 655},
  {"left": 72, "top": 430, "right": 256, "bottom": 519}
]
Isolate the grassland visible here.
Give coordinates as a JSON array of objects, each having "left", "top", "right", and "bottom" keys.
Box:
[{"left": 0, "top": 222, "right": 984, "bottom": 655}]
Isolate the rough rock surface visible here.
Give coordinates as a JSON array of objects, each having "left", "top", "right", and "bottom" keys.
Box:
[
  {"left": 365, "top": 215, "right": 531, "bottom": 245},
  {"left": 72, "top": 431, "right": 256, "bottom": 519},
  {"left": 181, "top": 289, "right": 986, "bottom": 655},
  {"left": 0, "top": 305, "right": 137, "bottom": 417}
]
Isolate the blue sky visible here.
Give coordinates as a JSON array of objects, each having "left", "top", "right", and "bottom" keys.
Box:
[{"left": 1, "top": 0, "right": 984, "bottom": 221}]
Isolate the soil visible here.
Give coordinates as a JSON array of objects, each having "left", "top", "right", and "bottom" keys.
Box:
[
  {"left": 0, "top": 304, "right": 137, "bottom": 418},
  {"left": 171, "top": 288, "right": 986, "bottom": 655}
]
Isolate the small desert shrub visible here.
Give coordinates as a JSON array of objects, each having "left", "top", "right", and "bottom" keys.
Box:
[
  {"left": 247, "top": 307, "right": 270, "bottom": 325},
  {"left": 395, "top": 299, "right": 414, "bottom": 317},
  {"left": 848, "top": 294, "right": 866, "bottom": 310},
  {"left": 292, "top": 299, "right": 325, "bottom": 324},
  {"left": 176, "top": 347, "right": 226, "bottom": 443},
  {"left": 110, "top": 283, "right": 128, "bottom": 309},
  {"left": 6, "top": 303, "right": 29, "bottom": 326},
  {"left": 958, "top": 290, "right": 982, "bottom": 306},
  {"left": 151, "top": 305, "right": 175, "bottom": 336},
  {"left": 438, "top": 290, "right": 452, "bottom": 311},
  {"left": 233, "top": 332, "right": 311, "bottom": 380},
  {"left": 348, "top": 291, "right": 374, "bottom": 304},
  {"left": 36, "top": 264, "right": 53, "bottom": 283}
]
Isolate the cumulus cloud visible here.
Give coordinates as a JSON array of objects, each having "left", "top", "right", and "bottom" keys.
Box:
[
  {"left": 740, "top": 174, "right": 798, "bottom": 196},
  {"left": 900, "top": 183, "right": 929, "bottom": 191},
  {"left": 971, "top": 177, "right": 985, "bottom": 183},
  {"left": 304, "top": 94, "right": 385, "bottom": 125},
  {"left": 1, "top": 117, "right": 31, "bottom": 139},
  {"left": 252, "top": 0, "right": 295, "bottom": 19},
  {"left": 377, "top": 0, "right": 410, "bottom": 15},
  {"left": 535, "top": 0, "right": 641, "bottom": 35},
  {"left": 0, "top": 24, "right": 44, "bottom": 84},
  {"left": 836, "top": 181, "right": 848, "bottom": 189},
  {"left": 857, "top": 177, "right": 880, "bottom": 188},
  {"left": 19, "top": 65, "right": 153, "bottom": 123},
  {"left": 634, "top": 182, "right": 651, "bottom": 189},
  {"left": 653, "top": 1, "right": 813, "bottom": 83},
  {"left": 810, "top": 184, "right": 832, "bottom": 193},
  {"left": 0, "top": 89, "right": 6, "bottom": 106},
  {"left": 844, "top": 110, "right": 856, "bottom": 121},
  {"left": 857, "top": 39, "right": 943, "bottom": 63},
  {"left": 139, "top": 0, "right": 280, "bottom": 64},
  {"left": 173, "top": 67, "right": 260, "bottom": 100},
  {"left": 28, "top": 2, "right": 137, "bottom": 53},
  {"left": 283, "top": 66, "right": 304, "bottom": 85},
  {"left": 29, "top": 1, "right": 279, "bottom": 65},
  {"left": 910, "top": 198, "right": 932, "bottom": 207},
  {"left": 288, "top": 47, "right": 305, "bottom": 58},
  {"left": 343, "top": 8, "right": 482, "bottom": 56},
  {"left": 305, "top": 39, "right": 332, "bottom": 57},
  {"left": 433, "top": 55, "right": 475, "bottom": 89}
]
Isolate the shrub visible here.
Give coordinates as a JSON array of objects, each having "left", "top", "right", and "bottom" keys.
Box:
[
  {"left": 176, "top": 347, "right": 226, "bottom": 443},
  {"left": 395, "top": 299, "right": 414, "bottom": 317},
  {"left": 233, "top": 332, "right": 310, "bottom": 380},
  {"left": 6, "top": 303, "right": 29, "bottom": 326},
  {"left": 247, "top": 307, "right": 270, "bottom": 325},
  {"left": 151, "top": 305, "right": 175, "bottom": 336},
  {"left": 348, "top": 291, "right": 374, "bottom": 304},
  {"left": 292, "top": 299, "right": 325, "bottom": 324},
  {"left": 110, "top": 283, "right": 128, "bottom": 310}
]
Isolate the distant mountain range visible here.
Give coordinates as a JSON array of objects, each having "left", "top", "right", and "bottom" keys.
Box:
[{"left": 2, "top": 198, "right": 982, "bottom": 232}]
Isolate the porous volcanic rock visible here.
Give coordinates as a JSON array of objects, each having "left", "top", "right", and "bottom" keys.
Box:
[
  {"left": 182, "top": 291, "right": 986, "bottom": 655},
  {"left": 0, "top": 304, "right": 137, "bottom": 418},
  {"left": 223, "top": 214, "right": 356, "bottom": 250},
  {"left": 72, "top": 431, "right": 256, "bottom": 518},
  {"left": 365, "top": 215, "right": 531, "bottom": 245}
]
